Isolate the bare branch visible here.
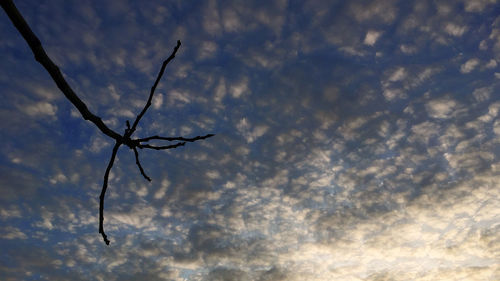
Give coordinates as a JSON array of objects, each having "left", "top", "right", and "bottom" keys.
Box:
[
  {"left": 0, "top": 0, "right": 122, "bottom": 142},
  {"left": 99, "top": 142, "right": 121, "bottom": 245},
  {"left": 127, "top": 40, "right": 182, "bottom": 137},
  {"left": 133, "top": 147, "right": 151, "bottom": 182},
  {"left": 3, "top": 0, "right": 215, "bottom": 245},
  {"left": 138, "top": 142, "right": 186, "bottom": 150},
  {"left": 136, "top": 133, "right": 215, "bottom": 143}
]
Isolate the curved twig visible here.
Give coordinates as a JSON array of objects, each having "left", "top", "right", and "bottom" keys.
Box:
[
  {"left": 127, "top": 40, "right": 181, "bottom": 137},
  {"left": 138, "top": 142, "right": 186, "bottom": 150},
  {"left": 133, "top": 147, "right": 151, "bottom": 181},
  {"left": 136, "top": 133, "right": 215, "bottom": 143},
  {"left": 99, "top": 142, "right": 121, "bottom": 245}
]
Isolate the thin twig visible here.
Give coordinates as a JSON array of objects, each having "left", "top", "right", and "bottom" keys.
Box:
[
  {"left": 133, "top": 147, "right": 151, "bottom": 181},
  {"left": 138, "top": 142, "right": 186, "bottom": 150},
  {"left": 99, "top": 141, "right": 121, "bottom": 245},
  {"left": 127, "top": 40, "right": 182, "bottom": 137},
  {"left": 136, "top": 133, "right": 215, "bottom": 143}
]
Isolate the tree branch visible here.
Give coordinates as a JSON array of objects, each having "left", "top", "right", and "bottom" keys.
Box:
[
  {"left": 2, "top": 0, "right": 215, "bottom": 245},
  {"left": 0, "top": 0, "right": 122, "bottom": 142},
  {"left": 99, "top": 141, "right": 121, "bottom": 245},
  {"left": 133, "top": 147, "right": 151, "bottom": 181}
]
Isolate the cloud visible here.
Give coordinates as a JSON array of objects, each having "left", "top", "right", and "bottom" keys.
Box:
[
  {"left": 364, "top": 30, "right": 382, "bottom": 46},
  {"left": 236, "top": 118, "right": 269, "bottom": 143},
  {"left": 409, "top": 121, "right": 440, "bottom": 144},
  {"left": 0, "top": 226, "right": 28, "bottom": 239},
  {"left": 153, "top": 178, "right": 170, "bottom": 200},
  {"left": 349, "top": 0, "right": 399, "bottom": 24},
  {"left": 230, "top": 77, "right": 249, "bottom": 98},
  {"left": 22, "top": 101, "right": 57, "bottom": 116},
  {"left": 152, "top": 93, "right": 163, "bottom": 109},
  {"left": 461, "top": 58, "right": 480, "bottom": 73},
  {"left": 485, "top": 59, "right": 497, "bottom": 69},
  {"left": 198, "top": 41, "right": 218, "bottom": 60},
  {"left": 463, "top": 0, "right": 498, "bottom": 12},
  {"left": 425, "top": 98, "right": 458, "bottom": 119},
  {"left": 473, "top": 87, "right": 492, "bottom": 102},
  {"left": 444, "top": 23, "right": 467, "bottom": 36},
  {"left": 110, "top": 204, "right": 157, "bottom": 230}
]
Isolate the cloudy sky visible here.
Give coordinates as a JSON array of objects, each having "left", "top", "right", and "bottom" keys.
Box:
[{"left": 1, "top": 0, "right": 500, "bottom": 280}]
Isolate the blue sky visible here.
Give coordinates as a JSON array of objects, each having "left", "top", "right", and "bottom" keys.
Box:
[{"left": 1, "top": 0, "right": 499, "bottom": 280}]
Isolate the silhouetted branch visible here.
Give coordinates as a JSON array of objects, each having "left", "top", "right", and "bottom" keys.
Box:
[
  {"left": 2, "top": 0, "right": 215, "bottom": 245},
  {"left": 99, "top": 142, "right": 121, "bottom": 245},
  {"left": 138, "top": 142, "right": 186, "bottom": 150},
  {"left": 0, "top": 0, "right": 214, "bottom": 245},
  {"left": 136, "top": 133, "right": 215, "bottom": 143},
  {"left": 133, "top": 147, "right": 151, "bottom": 182},
  {"left": 0, "top": 0, "right": 122, "bottom": 142}
]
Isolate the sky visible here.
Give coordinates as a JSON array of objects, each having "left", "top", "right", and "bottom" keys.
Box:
[{"left": 0, "top": 0, "right": 499, "bottom": 280}]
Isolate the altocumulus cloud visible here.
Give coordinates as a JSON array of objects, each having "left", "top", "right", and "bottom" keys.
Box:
[{"left": 0, "top": 0, "right": 499, "bottom": 280}]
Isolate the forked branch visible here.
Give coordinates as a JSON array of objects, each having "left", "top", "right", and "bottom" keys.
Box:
[{"left": 2, "top": 0, "right": 215, "bottom": 245}]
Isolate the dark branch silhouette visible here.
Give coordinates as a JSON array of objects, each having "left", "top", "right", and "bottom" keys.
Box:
[
  {"left": 99, "top": 142, "right": 120, "bottom": 245},
  {"left": 133, "top": 147, "right": 151, "bottom": 182},
  {"left": 1, "top": 0, "right": 214, "bottom": 245}
]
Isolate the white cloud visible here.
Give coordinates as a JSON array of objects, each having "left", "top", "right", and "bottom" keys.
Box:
[
  {"left": 444, "top": 23, "right": 467, "bottom": 37},
  {"left": 23, "top": 101, "right": 57, "bottom": 116},
  {"left": 152, "top": 93, "right": 163, "bottom": 109},
  {"left": 236, "top": 118, "right": 269, "bottom": 143},
  {"left": 364, "top": 30, "right": 382, "bottom": 46},
  {"left": 222, "top": 8, "right": 242, "bottom": 32},
  {"left": 110, "top": 204, "right": 157, "bottom": 229},
  {"left": 389, "top": 67, "right": 406, "bottom": 82},
  {"left": 383, "top": 88, "right": 406, "bottom": 101},
  {"left": 168, "top": 90, "right": 191, "bottom": 106},
  {"left": 49, "top": 173, "right": 68, "bottom": 184},
  {"left": 463, "top": 0, "right": 497, "bottom": 12},
  {"left": 107, "top": 84, "right": 121, "bottom": 101},
  {"left": 400, "top": 44, "right": 417, "bottom": 54},
  {"left": 473, "top": 87, "right": 492, "bottom": 102},
  {"left": 198, "top": 41, "right": 218, "bottom": 60},
  {"left": 153, "top": 178, "right": 170, "bottom": 200},
  {"left": 0, "top": 206, "right": 22, "bottom": 219},
  {"left": 206, "top": 170, "right": 221, "bottom": 180},
  {"left": 35, "top": 210, "right": 54, "bottom": 230},
  {"left": 460, "top": 58, "right": 480, "bottom": 73},
  {"left": 479, "top": 40, "right": 488, "bottom": 50},
  {"left": 425, "top": 98, "right": 458, "bottom": 119},
  {"left": 485, "top": 59, "right": 497, "bottom": 69},
  {"left": 202, "top": 0, "right": 222, "bottom": 35},
  {"left": 494, "top": 120, "right": 500, "bottom": 135},
  {"left": 0, "top": 226, "right": 27, "bottom": 239},
  {"left": 214, "top": 77, "right": 226, "bottom": 103},
  {"left": 349, "top": 0, "right": 398, "bottom": 24},
  {"left": 409, "top": 121, "right": 440, "bottom": 143},
  {"left": 87, "top": 135, "right": 112, "bottom": 153},
  {"left": 230, "top": 77, "right": 249, "bottom": 98}
]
